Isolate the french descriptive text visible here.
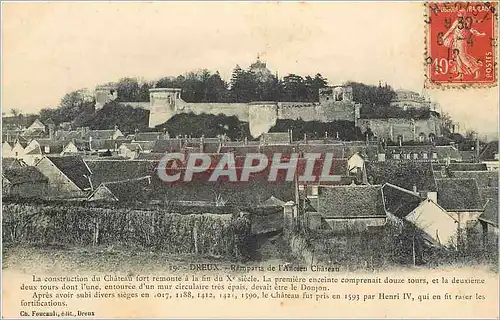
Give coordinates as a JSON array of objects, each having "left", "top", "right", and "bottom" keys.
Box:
[{"left": 15, "top": 264, "right": 489, "bottom": 318}]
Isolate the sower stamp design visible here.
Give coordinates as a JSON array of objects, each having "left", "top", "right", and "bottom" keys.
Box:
[{"left": 425, "top": 2, "right": 497, "bottom": 87}]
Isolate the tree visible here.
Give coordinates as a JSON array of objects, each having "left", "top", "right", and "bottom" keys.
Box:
[
  {"left": 305, "top": 73, "right": 329, "bottom": 101},
  {"left": 281, "top": 74, "right": 307, "bottom": 101},
  {"left": 116, "top": 78, "right": 141, "bottom": 102}
]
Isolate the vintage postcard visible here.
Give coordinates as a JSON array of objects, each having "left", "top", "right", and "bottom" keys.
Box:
[{"left": 1, "top": 1, "right": 499, "bottom": 319}]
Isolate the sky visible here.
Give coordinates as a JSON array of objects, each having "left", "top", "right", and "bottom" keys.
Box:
[{"left": 2, "top": 2, "right": 498, "bottom": 137}]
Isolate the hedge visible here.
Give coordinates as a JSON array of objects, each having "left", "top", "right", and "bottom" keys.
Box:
[{"left": 2, "top": 203, "right": 251, "bottom": 260}]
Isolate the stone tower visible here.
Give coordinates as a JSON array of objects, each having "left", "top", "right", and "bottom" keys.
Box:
[
  {"left": 95, "top": 85, "right": 118, "bottom": 110},
  {"left": 148, "top": 88, "right": 183, "bottom": 128}
]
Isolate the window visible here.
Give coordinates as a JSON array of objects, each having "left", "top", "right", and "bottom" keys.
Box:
[
  {"left": 432, "top": 152, "right": 438, "bottom": 159},
  {"left": 413, "top": 153, "right": 419, "bottom": 159},
  {"left": 405, "top": 154, "right": 411, "bottom": 160},
  {"left": 44, "top": 146, "right": 50, "bottom": 153},
  {"left": 298, "top": 185, "right": 305, "bottom": 191},
  {"left": 393, "top": 153, "right": 400, "bottom": 160},
  {"left": 311, "top": 186, "right": 318, "bottom": 196},
  {"left": 423, "top": 153, "right": 428, "bottom": 159}
]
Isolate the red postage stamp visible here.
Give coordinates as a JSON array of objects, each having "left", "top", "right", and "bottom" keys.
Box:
[{"left": 425, "top": 2, "right": 497, "bottom": 87}]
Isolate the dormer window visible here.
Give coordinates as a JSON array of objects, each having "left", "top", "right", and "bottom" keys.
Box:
[{"left": 44, "top": 146, "right": 50, "bottom": 153}]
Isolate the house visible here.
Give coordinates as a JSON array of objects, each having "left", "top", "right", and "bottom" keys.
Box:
[
  {"left": 84, "top": 128, "right": 124, "bottom": 140},
  {"left": 87, "top": 176, "right": 151, "bottom": 202},
  {"left": 348, "top": 152, "right": 364, "bottom": 175},
  {"left": 35, "top": 156, "right": 92, "bottom": 197},
  {"left": 21, "top": 119, "right": 46, "bottom": 139},
  {"left": 89, "top": 139, "right": 131, "bottom": 153},
  {"left": 477, "top": 187, "right": 498, "bottom": 236},
  {"left": 22, "top": 139, "right": 66, "bottom": 166},
  {"left": 435, "top": 145, "right": 462, "bottom": 163},
  {"left": 385, "top": 145, "right": 435, "bottom": 161},
  {"left": 60, "top": 140, "right": 91, "bottom": 155},
  {"left": 404, "top": 198, "right": 459, "bottom": 247},
  {"left": 435, "top": 178, "right": 484, "bottom": 229},
  {"left": 2, "top": 166, "right": 48, "bottom": 198},
  {"left": 133, "top": 141, "right": 156, "bottom": 153},
  {"left": 2, "top": 141, "right": 14, "bottom": 158},
  {"left": 10, "top": 141, "right": 27, "bottom": 159},
  {"left": 306, "top": 185, "right": 387, "bottom": 233},
  {"left": 118, "top": 143, "right": 142, "bottom": 159}
]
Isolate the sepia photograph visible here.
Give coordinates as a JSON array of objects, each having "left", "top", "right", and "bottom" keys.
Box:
[{"left": 1, "top": 1, "right": 499, "bottom": 318}]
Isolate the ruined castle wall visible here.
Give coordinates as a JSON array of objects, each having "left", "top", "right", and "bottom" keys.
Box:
[
  {"left": 277, "top": 103, "right": 324, "bottom": 122},
  {"left": 321, "top": 101, "right": 356, "bottom": 122},
  {"left": 358, "top": 117, "right": 441, "bottom": 141},
  {"left": 178, "top": 101, "right": 250, "bottom": 121}
]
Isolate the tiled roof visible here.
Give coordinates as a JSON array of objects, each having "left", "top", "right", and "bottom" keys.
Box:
[
  {"left": 219, "top": 145, "right": 261, "bottom": 156},
  {"left": 151, "top": 139, "right": 183, "bottom": 153},
  {"left": 86, "top": 130, "right": 119, "bottom": 140},
  {"left": 261, "top": 132, "right": 290, "bottom": 144},
  {"left": 297, "top": 144, "right": 345, "bottom": 158},
  {"left": 149, "top": 176, "right": 294, "bottom": 207},
  {"left": 435, "top": 178, "right": 483, "bottom": 211},
  {"left": 86, "top": 159, "right": 158, "bottom": 187},
  {"left": 317, "top": 185, "right": 386, "bottom": 218},
  {"left": 451, "top": 171, "right": 498, "bottom": 188},
  {"left": 435, "top": 145, "right": 462, "bottom": 161},
  {"left": 134, "top": 141, "right": 156, "bottom": 151},
  {"left": 90, "top": 139, "right": 131, "bottom": 150},
  {"left": 45, "top": 156, "right": 92, "bottom": 190},
  {"left": 2, "top": 166, "right": 48, "bottom": 185},
  {"left": 134, "top": 132, "right": 163, "bottom": 141},
  {"left": 479, "top": 141, "right": 498, "bottom": 161},
  {"left": 479, "top": 187, "right": 498, "bottom": 226},
  {"left": 447, "top": 163, "right": 487, "bottom": 171},
  {"left": 365, "top": 161, "right": 437, "bottom": 192},
  {"left": 382, "top": 183, "right": 423, "bottom": 218},
  {"left": 137, "top": 153, "right": 165, "bottom": 160},
  {"left": 2, "top": 158, "right": 25, "bottom": 170},
  {"left": 91, "top": 176, "right": 152, "bottom": 202}
]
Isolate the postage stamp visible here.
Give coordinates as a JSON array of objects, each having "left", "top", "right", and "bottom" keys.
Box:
[{"left": 425, "top": 2, "right": 498, "bottom": 87}]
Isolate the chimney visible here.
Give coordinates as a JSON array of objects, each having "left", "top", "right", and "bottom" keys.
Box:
[
  {"left": 412, "top": 185, "right": 417, "bottom": 193},
  {"left": 475, "top": 139, "right": 480, "bottom": 163},
  {"left": 303, "top": 133, "right": 307, "bottom": 143},
  {"left": 427, "top": 191, "right": 437, "bottom": 202},
  {"left": 89, "top": 136, "right": 93, "bottom": 150},
  {"left": 48, "top": 124, "right": 55, "bottom": 141},
  {"left": 289, "top": 129, "right": 293, "bottom": 144},
  {"left": 244, "top": 137, "right": 248, "bottom": 145}
]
